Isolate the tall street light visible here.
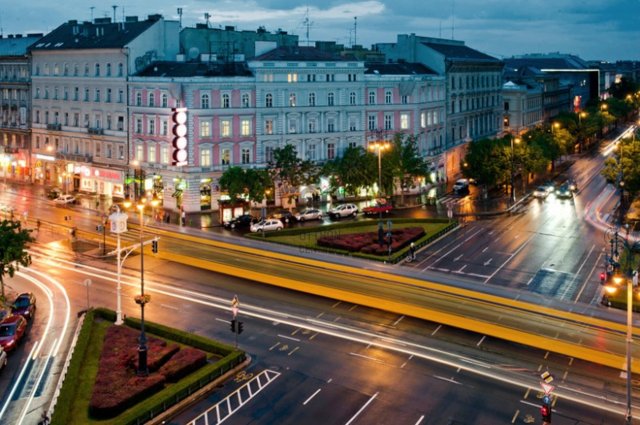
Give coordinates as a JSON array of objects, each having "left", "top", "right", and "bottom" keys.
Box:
[
  {"left": 134, "top": 194, "right": 159, "bottom": 376},
  {"left": 109, "top": 202, "right": 130, "bottom": 325},
  {"left": 510, "top": 136, "right": 521, "bottom": 204},
  {"left": 368, "top": 139, "right": 391, "bottom": 218}
]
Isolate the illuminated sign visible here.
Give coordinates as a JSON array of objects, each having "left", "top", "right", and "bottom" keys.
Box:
[{"left": 171, "top": 107, "right": 188, "bottom": 166}]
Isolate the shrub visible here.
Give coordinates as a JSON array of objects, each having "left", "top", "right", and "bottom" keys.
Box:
[
  {"left": 158, "top": 347, "right": 207, "bottom": 382},
  {"left": 318, "top": 227, "right": 425, "bottom": 255}
]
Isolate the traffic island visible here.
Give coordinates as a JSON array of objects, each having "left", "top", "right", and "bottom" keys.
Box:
[{"left": 50, "top": 308, "right": 246, "bottom": 425}]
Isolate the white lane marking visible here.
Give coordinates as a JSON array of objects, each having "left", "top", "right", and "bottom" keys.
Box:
[
  {"left": 269, "top": 342, "right": 280, "bottom": 351},
  {"left": 484, "top": 234, "right": 536, "bottom": 284},
  {"left": 477, "top": 335, "right": 486, "bottom": 347},
  {"left": 415, "top": 415, "right": 425, "bottom": 425},
  {"left": 392, "top": 315, "right": 405, "bottom": 326},
  {"left": 484, "top": 258, "right": 493, "bottom": 266},
  {"left": 303, "top": 388, "right": 322, "bottom": 405},
  {"left": 345, "top": 392, "right": 379, "bottom": 425},
  {"left": 433, "top": 375, "right": 461, "bottom": 385},
  {"left": 349, "top": 352, "right": 386, "bottom": 365},
  {"left": 455, "top": 265, "right": 468, "bottom": 274},
  {"left": 160, "top": 303, "right": 179, "bottom": 310},
  {"left": 0, "top": 343, "right": 39, "bottom": 420},
  {"left": 482, "top": 247, "right": 489, "bottom": 253},
  {"left": 278, "top": 334, "right": 301, "bottom": 342},
  {"left": 574, "top": 246, "right": 600, "bottom": 303},
  {"left": 559, "top": 244, "right": 596, "bottom": 301},
  {"left": 431, "top": 325, "right": 442, "bottom": 336},
  {"left": 454, "top": 254, "right": 463, "bottom": 261},
  {"left": 526, "top": 277, "right": 534, "bottom": 286},
  {"left": 288, "top": 347, "right": 299, "bottom": 356}
]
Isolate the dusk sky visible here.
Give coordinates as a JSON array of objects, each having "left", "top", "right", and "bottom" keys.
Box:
[{"left": 2, "top": 0, "right": 639, "bottom": 61}]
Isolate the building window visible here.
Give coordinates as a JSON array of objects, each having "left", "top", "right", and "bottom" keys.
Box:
[
  {"left": 368, "top": 91, "right": 375, "bottom": 104},
  {"left": 84, "top": 63, "right": 89, "bottom": 76},
  {"left": 288, "top": 119, "right": 297, "bottom": 134},
  {"left": 161, "top": 119, "right": 168, "bottom": 135},
  {"left": 241, "top": 148, "right": 251, "bottom": 164},
  {"left": 136, "top": 144, "right": 144, "bottom": 161},
  {"left": 265, "top": 119, "right": 274, "bottom": 135},
  {"left": 265, "top": 93, "right": 273, "bottom": 107},
  {"left": 200, "top": 121, "right": 211, "bottom": 137},
  {"left": 241, "top": 119, "right": 251, "bottom": 136},
  {"left": 136, "top": 118, "right": 142, "bottom": 134},
  {"left": 220, "top": 120, "right": 231, "bottom": 138},
  {"left": 308, "top": 119, "right": 316, "bottom": 133},
  {"left": 327, "top": 120, "right": 335, "bottom": 133},
  {"left": 73, "top": 64, "right": 79, "bottom": 76},
  {"left": 106, "top": 63, "right": 111, "bottom": 76},
  {"left": 95, "top": 143, "right": 101, "bottom": 158},
  {"left": 161, "top": 93, "right": 168, "bottom": 107},
  {"left": 118, "top": 89, "right": 124, "bottom": 103},
  {"left": 84, "top": 88, "right": 89, "bottom": 102},
  {"left": 327, "top": 92, "right": 334, "bottom": 106},
  {"left": 400, "top": 113, "right": 409, "bottom": 130},
  {"left": 73, "top": 113, "right": 79, "bottom": 126},
  {"left": 201, "top": 94, "right": 210, "bottom": 109},
  {"left": 95, "top": 63, "right": 100, "bottom": 77},
  {"left": 349, "top": 92, "right": 356, "bottom": 105},
  {"left": 200, "top": 148, "right": 211, "bottom": 167},
  {"left": 106, "top": 114, "right": 111, "bottom": 130},
  {"left": 307, "top": 144, "right": 316, "bottom": 161},
  {"left": 327, "top": 143, "right": 335, "bottom": 160},
  {"left": 35, "top": 110, "right": 40, "bottom": 124},
  {"left": 308, "top": 92, "right": 315, "bottom": 106},
  {"left": 401, "top": 95, "right": 408, "bottom": 104},
  {"left": 421, "top": 112, "right": 427, "bottom": 128},
  {"left": 148, "top": 145, "right": 156, "bottom": 163},
  {"left": 160, "top": 145, "right": 169, "bottom": 164},
  {"left": 95, "top": 89, "right": 100, "bottom": 102},
  {"left": 148, "top": 93, "right": 155, "bottom": 107},
  {"left": 118, "top": 63, "right": 123, "bottom": 77},
  {"left": 148, "top": 119, "right": 155, "bottom": 135},
  {"left": 222, "top": 93, "right": 230, "bottom": 108},
  {"left": 265, "top": 146, "right": 274, "bottom": 163},
  {"left": 384, "top": 114, "right": 392, "bottom": 130},
  {"left": 106, "top": 144, "right": 112, "bottom": 158},
  {"left": 106, "top": 88, "right": 111, "bottom": 102},
  {"left": 221, "top": 148, "right": 231, "bottom": 165},
  {"left": 289, "top": 93, "right": 296, "bottom": 107},
  {"left": 349, "top": 119, "right": 357, "bottom": 131},
  {"left": 242, "top": 93, "right": 250, "bottom": 108},
  {"left": 385, "top": 90, "right": 392, "bottom": 104},
  {"left": 136, "top": 92, "right": 142, "bottom": 106},
  {"left": 74, "top": 87, "right": 79, "bottom": 101},
  {"left": 117, "top": 116, "right": 124, "bottom": 131},
  {"left": 368, "top": 115, "right": 376, "bottom": 131},
  {"left": 307, "top": 74, "right": 316, "bottom": 82},
  {"left": 287, "top": 73, "right": 298, "bottom": 83}
]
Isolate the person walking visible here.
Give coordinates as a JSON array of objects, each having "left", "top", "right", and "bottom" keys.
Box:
[
  {"left": 181, "top": 210, "right": 186, "bottom": 226},
  {"left": 410, "top": 242, "right": 416, "bottom": 261}
]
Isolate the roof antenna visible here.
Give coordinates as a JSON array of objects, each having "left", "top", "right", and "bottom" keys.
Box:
[
  {"left": 90, "top": 6, "right": 95, "bottom": 22},
  {"left": 177, "top": 8, "right": 183, "bottom": 28},
  {"left": 353, "top": 17, "right": 357, "bottom": 47},
  {"left": 112, "top": 5, "right": 117, "bottom": 22},
  {"left": 451, "top": 0, "right": 455, "bottom": 39},
  {"left": 204, "top": 12, "right": 211, "bottom": 28},
  {"left": 303, "top": 7, "right": 313, "bottom": 46}
]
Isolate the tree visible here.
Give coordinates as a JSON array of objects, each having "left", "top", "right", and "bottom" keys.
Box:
[
  {"left": 602, "top": 131, "right": 640, "bottom": 198},
  {"left": 269, "top": 145, "right": 319, "bottom": 205},
  {"left": 0, "top": 220, "right": 34, "bottom": 301},
  {"left": 462, "top": 137, "right": 510, "bottom": 191},
  {"left": 387, "top": 133, "right": 430, "bottom": 205},
  {"left": 323, "top": 146, "right": 376, "bottom": 197},
  {"left": 219, "top": 167, "right": 273, "bottom": 213}
]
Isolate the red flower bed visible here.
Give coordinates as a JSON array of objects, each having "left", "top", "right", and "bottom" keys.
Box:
[
  {"left": 89, "top": 325, "right": 207, "bottom": 419},
  {"left": 318, "top": 227, "right": 425, "bottom": 256}
]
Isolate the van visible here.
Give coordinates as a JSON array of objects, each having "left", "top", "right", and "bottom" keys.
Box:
[{"left": 453, "top": 179, "right": 469, "bottom": 194}]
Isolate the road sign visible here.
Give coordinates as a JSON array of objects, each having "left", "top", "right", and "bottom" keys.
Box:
[
  {"left": 231, "top": 295, "right": 239, "bottom": 318},
  {"left": 540, "top": 371, "right": 554, "bottom": 384},
  {"left": 541, "top": 381, "right": 555, "bottom": 395}
]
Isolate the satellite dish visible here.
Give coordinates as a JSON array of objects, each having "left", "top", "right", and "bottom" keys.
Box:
[{"left": 188, "top": 47, "right": 200, "bottom": 60}]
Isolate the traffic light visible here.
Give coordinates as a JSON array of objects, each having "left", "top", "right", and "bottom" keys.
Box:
[
  {"left": 230, "top": 319, "right": 236, "bottom": 333},
  {"left": 151, "top": 239, "right": 158, "bottom": 253},
  {"left": 171, "top": 107, "right": 188, "bottom": 166},
  {"left": 600, "top": 272, "right": 606, "bottom": 284},
  {"left": 540, "top": 403, "right": 551, "bottom": 423},
  {"left": 237, "top": 321, "right": 244, "bottom": 335}
]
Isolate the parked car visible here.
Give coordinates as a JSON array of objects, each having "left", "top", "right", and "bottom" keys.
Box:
[
  {"left": 0, "top": 346, "right": 6, "bottom": 370},
  {"left": 250, "top": 219, "right": 284, "bottom": 233},
  {"left": 54, "top": 194, "right": 76, "bottom": 205},
  {"left": 271, "top": 209, "right": 296, "bottom": 223},
  {"left": 0, "top": 315, "right": 27, "bottom": 352},
  {"left": 453, "top": 179, "right": 469, "bottom": 194},
  {"left": 362, "top": 199, "right": 393, "bottom": 216},
  {"left": 532, "top": 186, "right": 550, "bottom": 199},
  {"left": 223, "top": 214, "right": 257, "bottom": 230},
  {"left": 556, "top": 184, "right": 573, "bottom": 199},
  {"left": 295, "top": 208, "right": 323, "bottom": 222},
  {"left": 11, "top": 292, "right": 36, "bottom": 320},
  {"left": 46, "top": 187, "right": 63, "bottom": 200},
  {"left": 328, "top": 203, "right": 358, "bottom": 219}
]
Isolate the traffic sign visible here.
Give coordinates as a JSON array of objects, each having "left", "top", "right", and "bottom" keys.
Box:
[
  {"left": 540, "top": 371, "right": 554, "bottom": 384},
  {"left": 231, "top": 295, "right": 239, "bottom": 318}
]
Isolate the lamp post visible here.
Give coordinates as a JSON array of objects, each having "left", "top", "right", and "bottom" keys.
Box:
[
  {"left": 510, "top": 136, "right": 520, "bottom": 204},
  {"left": 368, "top": 139, "right": 391, "bottom": 221}
]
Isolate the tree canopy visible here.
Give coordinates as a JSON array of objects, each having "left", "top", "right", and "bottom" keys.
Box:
[{"left": 0, "top": 220, "right": 34, "bottom": 300}]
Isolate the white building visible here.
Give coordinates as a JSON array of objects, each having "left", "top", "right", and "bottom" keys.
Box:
[{"left": 29, "top": 14, "right": 179, "bottom": 197}]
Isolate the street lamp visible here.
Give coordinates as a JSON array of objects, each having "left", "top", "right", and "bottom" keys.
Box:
[
  {"left": 368, "top": 139, "right": 391, "bottom": 214},
  {"left": 510, "top": 136, "right": 521, "bottom": 204},
  {"left": 109, "top": 203, "right": 130, "bottom": 325}
]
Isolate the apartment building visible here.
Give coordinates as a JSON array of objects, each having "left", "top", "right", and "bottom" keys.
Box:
[
  {"left": 0, "top": 33, "right": 42, "bottom": 182},
  {"left": 29, "top": 14, "right": 178, "bottom": 197}
]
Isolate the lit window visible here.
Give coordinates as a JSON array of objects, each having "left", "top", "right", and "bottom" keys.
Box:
[
  {"left": 221, "top": 148, "right": 231, "bottom": 165},
  {"left": 241, "top": 119, "right": 251, "bottom": 136},
  {"left": 400, "top": 113, "right": 409, "bottom": 130},
  {"left": 200, "top": 148, "right": 211, "bottom": 167},
  {"left": 220, "top": 120, "right": 231, "bottom": 137},
  {"left": 200, "top": 121, "right": 211, "bottom": 137}
]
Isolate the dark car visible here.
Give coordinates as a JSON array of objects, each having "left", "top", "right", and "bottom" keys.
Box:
[
  {"left": 271, "top": 209, "right": 295, "bottom": 224},
  {"left": 0, "top": 315, "right": 27, "bottom": 352},
  {"left": 556, "top": 184, "right": 573, "bottom": 199},
  {"left": 223, "top": 214, "right": 257, "bottom": 230},
  {"left": 11, "top": 292, "right": 36, "bottom": 320},
  {"left": 46, "top": 187, "right": 62, "bottom": 200}
]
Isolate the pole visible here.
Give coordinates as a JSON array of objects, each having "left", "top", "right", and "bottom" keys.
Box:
[
  {"left": 626, "top": 276, "right": 633, "bottom": 424},
  {"left": 102, "top": 219, "right": 106, "bottom": 256},
  {"left": 377, "top": 147, "right": 383, "bottom": 223},
  {"left": 115, "top": 231, "right": 123, "bottom": 325},
  {"left": 138, "top": 206, "right": 148, "bottom": 376},
  {"left": 510, "top": 138, "right": 516, "bottom": 204}
]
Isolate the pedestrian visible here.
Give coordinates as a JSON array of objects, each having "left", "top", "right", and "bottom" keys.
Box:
[
  {"left": 181, "top": 210, "right": 186, "bottom": 226},
  {"left": 165, "top": 212, "right": 171, "bottom": 224},
  {"left": 36, "top": 219, "right": 41, "bottom": 233},
  {"left": 410, "top": 242, "right": 416, "bottom": 260},
  {"left": 95, "top": 199, "right": 100, "bottom": 210}
]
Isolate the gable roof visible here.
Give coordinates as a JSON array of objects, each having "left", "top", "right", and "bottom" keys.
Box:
[
  {"left": 30, "top": 19, "right": 157, "bottom": 51},
  {"left": 504, "top": 55, "right": 590, "bottom": 70},
  {"left": 423, "top": 42, "right": 499, "bottom": 62}
]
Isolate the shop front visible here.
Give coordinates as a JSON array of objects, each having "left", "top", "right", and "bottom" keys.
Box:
[
  {"left": 76, "top": 165, "right": 125, "bottom": 198},
  {"left": 200, "top": 179, "right": 212, "bottom": 210},
  {"left": 33, "top": 153, "right": 56, "bottom": 186}
]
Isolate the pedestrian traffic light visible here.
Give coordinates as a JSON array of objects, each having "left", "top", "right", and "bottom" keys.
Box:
[
  {"left": 541, "top": 403, "right": 551, "bottom": 422},
  {"left": 600, "top": 272, "right": 606, "bottom": 284},
  {"left": 151, "top": 239, "right": 158, "bottom": 253},
  {"left": 237, "top": 321, "right": 244, "bottom": 335},
  {"left": 230, "top": 319, "right": 236, "bottom": 333},
  {"left": 171, "top": 107, "right": 188, "bottom": 166}
]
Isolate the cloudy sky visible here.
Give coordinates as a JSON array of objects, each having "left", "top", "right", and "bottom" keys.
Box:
[{"left": 2, "top": 0, "right": 639, "bottom": 61}]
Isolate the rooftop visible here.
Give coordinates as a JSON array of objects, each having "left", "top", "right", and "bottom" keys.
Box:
[
  {"left": 254, "top": 46, "right": 353, "bottom": 62},
  {"left": 136, "top": 61, "right": 253, "bottom": 78},
  {"left": 423, "top": 42, "right": 500, "bottom": 62}
]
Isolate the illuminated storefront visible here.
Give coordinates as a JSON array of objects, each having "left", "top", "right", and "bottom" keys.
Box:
[
  {"left": 76, "top": 165, "right": 125, "bottom": 198},
  {"left": 200, "top": 178, "right": 212, "bottom": 210}
]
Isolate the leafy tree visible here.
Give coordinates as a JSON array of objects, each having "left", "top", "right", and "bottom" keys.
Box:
[
  {"left": 323, "top": 146, "right": 376, "bottom": 197},
  {"left": 218, "top": 166, "right": 248, "bottom": 202},
  {"left": 462, "top": 137, "right": 510, "bottom": 190},
  {"left": 0, "top": 220, "right": 34, "bottom": 300},
  {"left": 219, "top": 167, "right": 273, "bottom": 211},
  {"left": 609, "top": 77, "right": 640, "bottom": 100},
  {"left": 269, "top": 145, "right": 319, "bottom": 204},
  {"left": 387, "top": 133, "right": 430, "bottom": 204},
  {"left": 602, "top": 130, "right": 640, "bottom": 198}
]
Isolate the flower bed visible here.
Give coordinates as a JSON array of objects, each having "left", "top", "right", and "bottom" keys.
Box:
[
  {"left": 317, "top": 226, "right": 425, "bottom": 255},
  {"left": 89, "top": 325, "right": 207, "bottom": 419}
]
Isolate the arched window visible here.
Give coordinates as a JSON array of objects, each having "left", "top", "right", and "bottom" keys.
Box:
[
  {"left": 136, "top": 92, "right": 142, "bottom": 106},
  {"left": 148, "top": 92, "right": 155, "bottom": 107},
  {"left": 308, "top": 92, "right": 315, "bottom": 106},
  {"left": 118, "top": 63, "right": 124, "bottom": 76},
  {"left": 201, "top": 93, "right": 210, "bottom": 109},
  {"left": 161, "top": 93, "right": 168, "bottom": 108},
  {"left": 106, "top": 63, "right": 112, "bottom": 76},
  {"left": 222, "top": 93, "right": 230, "bottom": 108},
  {"left": 241, "top": 93, "right": 250, "bottom": 108},
  {"left": 327, "top": 92, "right": 334, "bottom": 106},
  {"left": 265, "top": 93, "right": 273, "bottom": 108},
  {"left": 349, "top": 92, "right": 356, "bottom": 105}
]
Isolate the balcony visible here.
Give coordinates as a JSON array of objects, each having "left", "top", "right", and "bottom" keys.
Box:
[
  {"left": 56, "top": 152, "right": 93, "bottom": 163},
  {"left": 46, "top": 123, "right": 62, "bottom": 131},
  {"left": 88, "top": 127, "right": 104, "bottom": 135}
]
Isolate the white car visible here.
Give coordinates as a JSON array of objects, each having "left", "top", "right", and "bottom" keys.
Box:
[
  {"left": 532, "top": 186, "right": 550, "bottom": 199},
  {"left": 295, "top": 208, "right": 323, "bottom": 222},
  {"left": 54, "top": 194, "right": 76, "bottom": 205},
  {"left": 328, "top": 203, "right": 358, "bottom": 219},
  {"left": 250, "top": 219, "right": 284, "bottom": 233}
]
